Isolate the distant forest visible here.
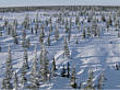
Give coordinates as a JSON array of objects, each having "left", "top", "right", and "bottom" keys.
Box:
[{"left": 0, "top": 5, "right": 120, "bottom": 12}]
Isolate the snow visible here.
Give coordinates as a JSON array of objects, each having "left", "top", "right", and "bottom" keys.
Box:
[
  {"left": 0, "top": 0, "right": 120, "bottom": 7},
  {"left": 0, "top": 8, "right": 120, "bottom": 89}
]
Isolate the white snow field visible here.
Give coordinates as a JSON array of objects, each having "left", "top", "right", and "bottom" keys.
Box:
[{"left": 0, "top": 9, "right": 120, "bottom": 89}]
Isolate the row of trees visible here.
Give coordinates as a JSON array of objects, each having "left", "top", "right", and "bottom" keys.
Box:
[{"left": 2, "top": 45, "right": 105, "bottom": 89}]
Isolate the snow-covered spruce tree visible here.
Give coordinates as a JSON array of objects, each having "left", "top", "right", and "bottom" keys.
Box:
[
  {"left": 66, "top": 62, "right": 70, "bottom": 78},
  {"left": 23, "top": 48, "right": 29, "bottom": 69},
  {"left": 87, "top": 27, "right": 91, "bottom": 38},
  {"left": 21, "top": 61, "right": 28, "bottom": 88},
  {"left": 23, "top": 14, "right": 30, "bottom": 29},
  {"left": 0, "top": 26, "right": 2, "bottom": 36},
  {"left": 64, "top": 37, "right": 70, "bottom": 58},
  {"left": 29, "top": 45, "right": 40, "bottom": 89},
  {"left": 13, "top": 19, "right": 18, "bottom": 29},
  {"left": 88, "top": 13, "right": 92, "bottom": 23},
  {"left": 13, "top": 72, "right": 19, "bottom": 90},
  {"left": 49, "top": 17, "right": 52, "bottom": 24},
  {"left": 26, "top": 38, "right": 30, "bottom": 48},
  {"left": 45, "top": 19, "right": 49, "bottom": 26},
  {"left": 107, "top": 16, "right": 112, "bottom": 26},
  {"left": 11, "top": 25, "right": 17, "bottom": 37},
  {"left": 65, "top": 20, "right": 69, "bottom": 33},
  {"left": 13, "top": 22, "right": 17, "bottom": 36},
  {"left": 115, "top": 20, "right": 119, "bottom": 31},
  {"left": 39, "top": 26, "right": 45, "bottom": 44},
  {"left": 52, "top": 57, "right": 57, "bottom": 71},
  {"left": 2, "top": 46, "right": 13, "bottom": 89},
  {"left": 96, "top": 26, "right": 100, "bottom": 37},
  {"left": 50, "top": 23, "right": 53, "bottom": 32},
  {"left": 0, "top": 42, "right": 1, "bottom": 52},
  {"left": 70, "top": 18, "right": 72, "bottom": 30},
  {"left": 4, "top": 19, "right": 8, "bottom": 27},
  {"left": 62, "top": 18, "right": 65, "bottom": 25},
  {"left": 21, "top": 49, "right": 29, "bottom": 88},
  {"left": 22, "top": 29, "right": 26, "bottom": 48},
  {"left": 92, "top": 18, "right": 97, "bottom": 37},
  {"left": 31, "top": 27, "right": 34, "bottom": 34},
  {"left": 7, "top": 24, "right": 12, "bottom": 35},
  {"left": 75, "top": 15, "right": 79, "bottom": 25},
  {"left": 39, "top": 48, "right": 43, "bottom": 66},
  {"left": 35, "top": 12, "right": 39, "bottom": 23},
  {"left": 70, "top": 66, "right": 77, "bottom": 88},
  {"left": 68, "top": 26, "right": 71, "bottom": 43},
  {"left": 101, "top": 14, "right": 106, "bottom": 22},
  {"left": 51, "top": 57, "right": 57, "bottom": 77},
  {"left": 85, "top": 69, "right": 94, "bottom": 90},
  {"left": 39, "top": 45, "right": 49, "bottom": 82},
  {"left": 35, "top": 22, "right": 39, "bottom": 35},
  {"left": 47, "top": 32, "right": 50, "bottom": 46},
  {"left": 97, "top": 73, "right": 104, "bottom": 90},
  {"left": 14, "top": 35, "right": 19, "bottom": 44},
  {"left": 55, "top": 25, "right": 59, "bottom": 41},
  {"left": 39, "top": 32, "right": 44, "bottom": 44}
]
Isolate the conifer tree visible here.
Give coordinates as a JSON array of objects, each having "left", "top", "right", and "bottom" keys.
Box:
[
  {"left": 21, "top": 61, "right": 28, "bottom": 88},
  {"left": 82, "top": 29, "right": 86, "bottom": 39},
  {"left": 70, "top": 66, "right": 77, "bottom": 88},
  {"left": 50, "top": 23, "right": 53, "bottom": 32},
  {"left": 7, "top": 24, "right": 11, "bottom": 35},
  {"left": 55, "top": 25, "right": 59, "bottom": 41},
  {"left": 21, "top": 49, "right": 29, "bottom": 88},
  {"left": 85, "top": 69, "right": 94, "bottom": 89},
  {"left": 23, "top": 48, "right": 29, "bottom": 69},
  {"left": 101, "top": 14, "right": 106, "bottom": 22},
  {"left": 35, "top": 12, "right": 39, "bottom": 24},
  {"left": 75, "top": 15, "right": 79, "bottom": 25},
  {"left": 22, "top": 29, "right": 26, "bottom": 48},
  {"left": 64, "top": 37, "right": 70, "bottom": 58},
  {"left": 47, "top": 32, "right": 50, "bottom": 46},
  {"left": 14, "top": 72, "right": 19, "bottom": 90},
  {"left": 2, "top": 46, "right": 13, "bottom": 89},
  {"left": 39, "top": 45, "right": 49, "bottom": 82},
  {"left": 14, "top": 36, "right": 18, "bottom": 44},
  {"left": 51, "top": 57, "right": 57, "bottom": 77},
  {"left": 39, "top": 26, "right": 44, "bottom": 44},
  {"left": 66, "top": 62, "right": 70, "bottom": 78},
  {"left": 0, "top": 27, "right": 2, "bottom": 36},
  {"left": 68, "top": 28, "right": 71, "bottom": 42},
  {"left": 97, "top": 73, "right": 104, "bottom": 90},
  {"left": 0, "top": 42, "right": 1, "bottom": 52},
  {"left": 49, "top": 17, "right": 52, "bottom": 24},
  {"left": 6, "top": 46, "right": 13, "bottom": 79},
  {"left": 23, "top": 14, "right": 30, "bottom": 29},
  {"left": 65, "top": 20, "right": 69, "bottom": 33},
  {"left": 39, "top": 48, "right": 43, "bottom": 66},
  {"left": 30, "top": 45, "right": 39, "bottom": 88},
  {"left": 52, "top": 57, "right": 57, "bottom": 71},
  {"left": 26, "top": 38, "right": 30, "bottom": 48},
  {"left": 31, "top": 27, "right": 34, "bottom": 34},
  {"left": 13, "top": 19, "right": 18, "bottom": 29},
  {"left": 35, "top": 23, "right": 39, "bottom": 35}
]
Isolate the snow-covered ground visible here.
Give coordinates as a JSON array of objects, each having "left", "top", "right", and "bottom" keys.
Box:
[{"left": 0, "top": 9, "right": 120, "bottom": 89}]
